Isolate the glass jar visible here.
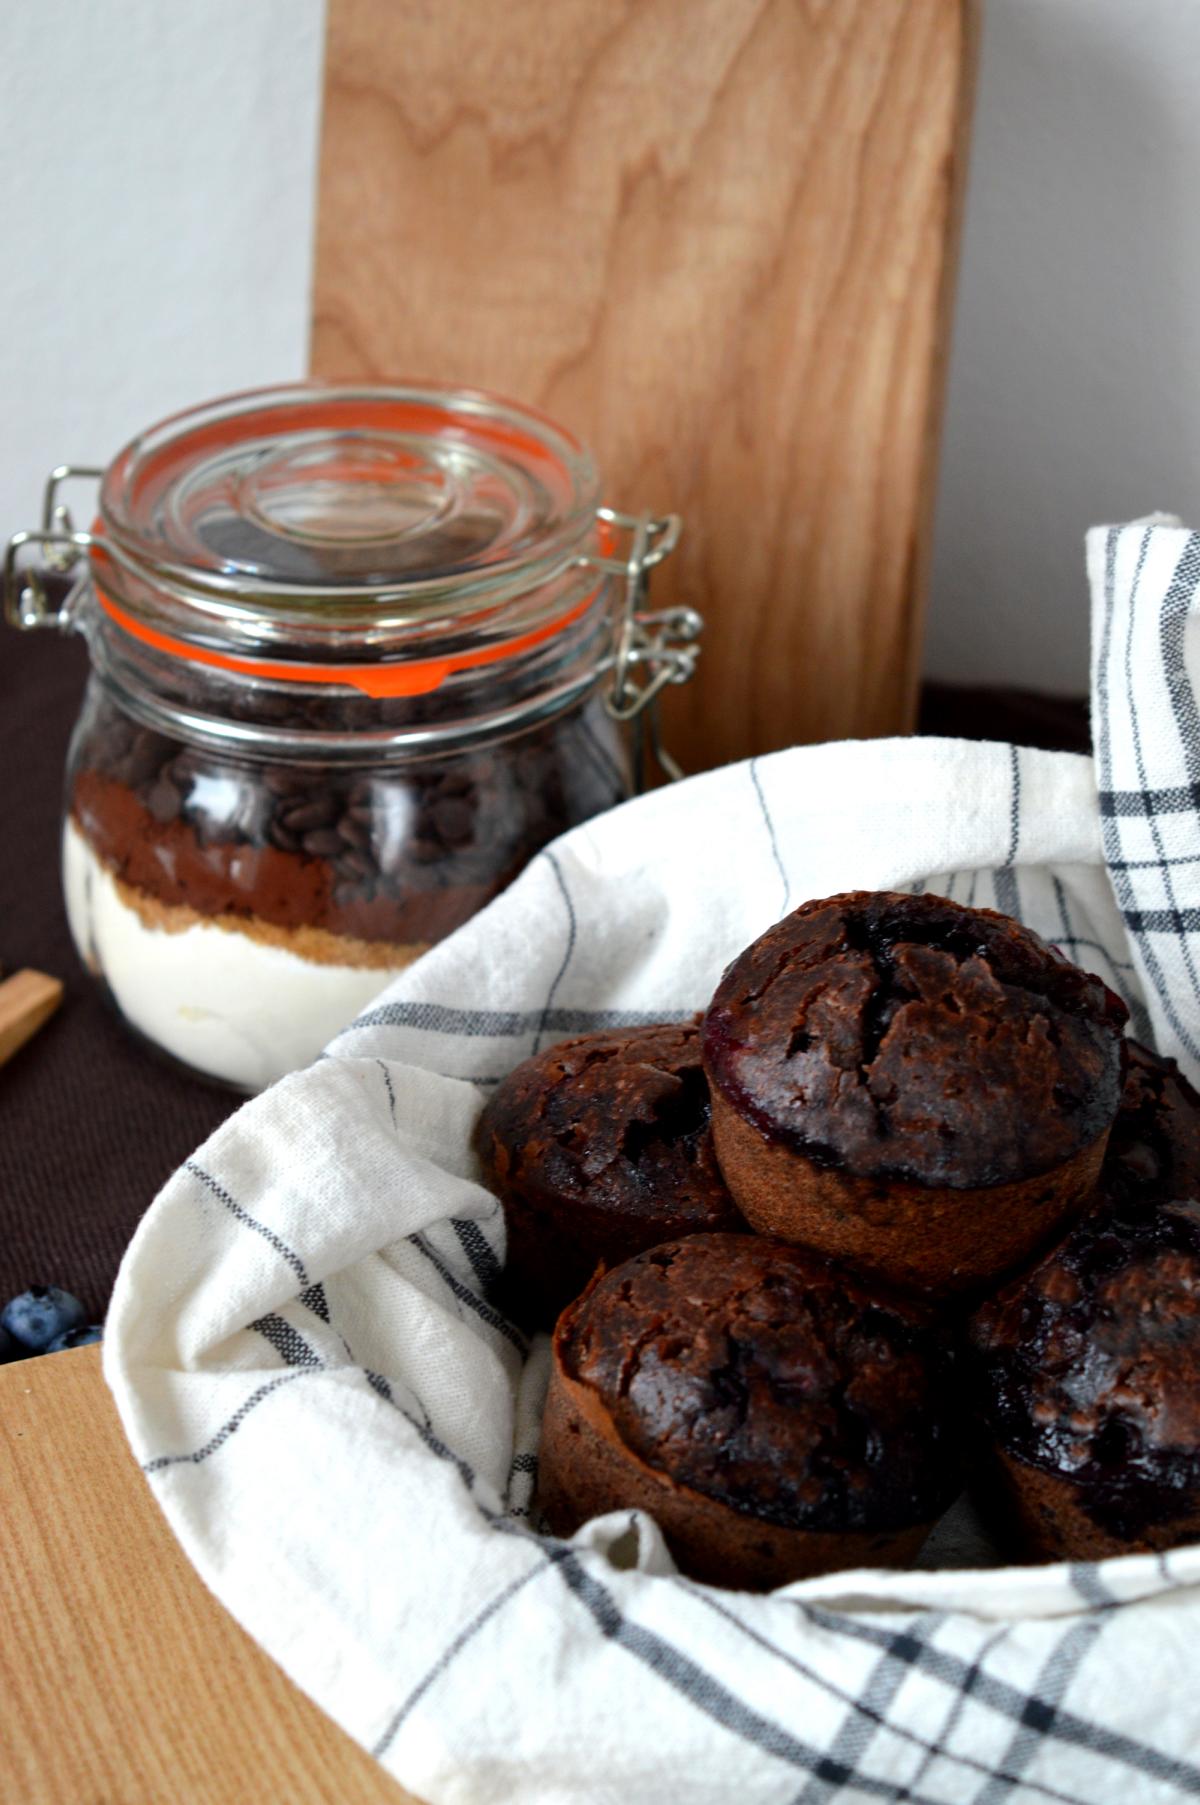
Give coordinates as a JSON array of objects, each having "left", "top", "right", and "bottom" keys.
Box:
[{"left": 5, "top": 383, "right": 699, "bottom": 1091}]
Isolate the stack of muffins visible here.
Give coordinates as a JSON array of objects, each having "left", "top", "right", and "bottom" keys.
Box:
[{"left": 475, "top": 891, "right": 1200, "bottom": 1587}]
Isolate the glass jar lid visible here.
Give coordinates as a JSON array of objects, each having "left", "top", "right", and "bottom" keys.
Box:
[
  {"left": 5, "top": 381, "right": 698, "bottom": 753},
  {"left": 97, "top": 381, "right": 602, "bottom": 626}
]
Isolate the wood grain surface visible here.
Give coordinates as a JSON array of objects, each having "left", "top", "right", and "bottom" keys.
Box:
[
  {"left": 0, "top": 1346, "right": 417, "bottom": 1804},
  {"left": 0, "top": 968, "right": 63, "bottom": 1067},
  {"left": 313, "top": 0, "right": 978, "bottom": 772}
]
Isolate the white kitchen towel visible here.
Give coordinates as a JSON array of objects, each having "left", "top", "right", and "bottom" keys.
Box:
[{"left": 104, "top": 517, "right": 1200, "bottom": 1805}]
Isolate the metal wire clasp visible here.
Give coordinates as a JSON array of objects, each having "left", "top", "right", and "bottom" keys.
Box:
[
  {"left": 584, "top": 507, "right": 701, "bottom": 726},
  {"left": 4, "top": 465, "right": 103, "bottom": 629}
]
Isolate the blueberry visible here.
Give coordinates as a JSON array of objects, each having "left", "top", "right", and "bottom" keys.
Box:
[
  {"left": 1, "top": 1286, "right": 87, "bottom": 1352},
  {"left": 46, "top": 1323, "right": 103, "bottom": 1353},
  {"left": 0, "top": 1323, "right": 25, "bottom": 1364}
]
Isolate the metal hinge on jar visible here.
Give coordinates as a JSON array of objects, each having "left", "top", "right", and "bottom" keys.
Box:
[
  {"left": 583, "top": 508, "right": 702, "bottom": 781},
  {"left": 8, "top": 473, "right": 704, "bottom": 781},
  {"left": 3, "top": 466, "right": 103, "bottom": 629}
]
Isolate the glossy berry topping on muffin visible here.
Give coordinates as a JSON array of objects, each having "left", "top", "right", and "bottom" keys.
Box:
[{"left": 970, "top": 1198, "right": 1200, "bottom": 1544}]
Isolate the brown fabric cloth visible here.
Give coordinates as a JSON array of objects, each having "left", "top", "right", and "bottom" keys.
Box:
[
  {"left": 0, "top": 628, "right": 234, "bottom": 1320},
  {"left": 0, "top": 628, "right": 1092, "bottom": 1321}
]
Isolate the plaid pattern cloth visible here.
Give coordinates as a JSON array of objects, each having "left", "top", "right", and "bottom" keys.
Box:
[{"left": 106, "top": 518, "right": 1200, "bottom": 1804}]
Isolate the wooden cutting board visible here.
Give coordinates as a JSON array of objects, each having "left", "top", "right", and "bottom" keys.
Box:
[
  {"left": 312, "top": 0, "right": 978, "bottom": 773},
  {"left": 0, "top": 1347, "right": 418, "bottom": 1804}
]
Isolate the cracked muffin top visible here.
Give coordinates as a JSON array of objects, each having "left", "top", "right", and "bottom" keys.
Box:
[
  {"left": 558, "top": 1233, "right": 959, "bottom": 1531},
  {"left": 476, "top": 1020, "right": 738, "bottom": 1235},
  {"left": 702, "top": 891, "right": 1128, "bottom": 1189},
  {"left": 969, "top": 1198, "right": 1200, "bottom": 1540}
]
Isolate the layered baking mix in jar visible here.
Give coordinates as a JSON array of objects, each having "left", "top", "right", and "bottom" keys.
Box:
[{"left": 5, "top": 384, "right": 697, "bottom": 1090}]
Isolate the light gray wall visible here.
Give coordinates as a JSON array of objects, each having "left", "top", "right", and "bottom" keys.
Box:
[
  {"left": 4, "top": 0, "right": 1196, "bottom": 701},
  {"left": 926, "top": 0, "right": 1200, "bottom": 694},
  {"left": 0, "top": 0, "right": 323, "bottom": 549}
]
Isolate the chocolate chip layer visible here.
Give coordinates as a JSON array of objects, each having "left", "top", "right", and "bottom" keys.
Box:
[
  {"left": 477, "top": 1022, "right": 741, "bottom": 1326},
  {"left": 559, "top": 1234, "right": 959, "bottom": 1533},
  {"left": 702, "top": 891, "right": 1128, "bottom": 1190},
  {"left": 69, "top": 682, "right": 627, "bottom": 948}
]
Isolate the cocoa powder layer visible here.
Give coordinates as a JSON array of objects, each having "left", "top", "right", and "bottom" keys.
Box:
[
  {"left": 702, "top": 890, "right": 1128, "bottom": 1190},
  {"left": 557, "top": 1234, "right": 959, "bottom": 1534},
  {"left": 72, "top": 771, "right": 492, "bottom": 946}
]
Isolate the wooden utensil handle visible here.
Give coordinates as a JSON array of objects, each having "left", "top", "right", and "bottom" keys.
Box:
[{"left": 0, "top": 969, "right": 63, "bottom": 1067}]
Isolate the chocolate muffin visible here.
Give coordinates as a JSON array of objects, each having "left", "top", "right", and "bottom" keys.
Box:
[
  {"left": 1101, "top": 1039, "right": 1200, "bottom": 1211},
  {"left": 476, "top": 1022, "right": 741, "bottom": 1327},
  {"left": 701, "top": 891, "right": 1128, "bottom": 1295},
  {"left": 968, "top": 1197, "right": 1200, "bottom": 1560},
  {"left": 538, "top": 1234, "right": 959, "bottom": 1590}
]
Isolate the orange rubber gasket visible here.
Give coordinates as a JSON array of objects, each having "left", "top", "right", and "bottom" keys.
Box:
[{"left": 95, "top": 582, "right": 601, "bottom": 699}]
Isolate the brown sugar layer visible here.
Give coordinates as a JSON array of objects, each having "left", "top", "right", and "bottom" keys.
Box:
[
  {"left": 702, "top": 890, "right": 1128, "bottom": 1190},
  {"left": 476, "top": 1022, "right": 742, "bottom": 1326},
  {"left": 108, "top": 867, "right": 427, "bottom": 972},
  {"left": 556, "top": 1234, "right": 959, "bottom": 1535},
  {"left": 968, "top": 1197, "right": 1200, "bottom": 1549},
  {"left": 1101, "top": 1039, "right": 1200, "bottom": 1210}
]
